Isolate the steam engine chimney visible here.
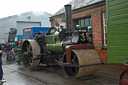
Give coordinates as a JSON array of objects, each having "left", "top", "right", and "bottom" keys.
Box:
[{"left": 64, "top": 4, "right": 72, "bottom": 36}]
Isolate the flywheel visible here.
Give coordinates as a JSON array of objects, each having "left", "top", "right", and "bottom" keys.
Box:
[
  {"left": 22, "top": 39, "right": 41, "bottom": 68},
  {"left": 63, "top": 49, "right": 101, "bottom": 78}
]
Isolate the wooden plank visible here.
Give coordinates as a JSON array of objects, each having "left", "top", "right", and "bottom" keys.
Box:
[
  {"left": 109, "top": 46, "right": 128, "bottom": 51},
  {"left": 108, "top": 40, "right": 128, "bottom": 46},
  {"left": 108, "top": 2, "right": 128, "bottom": 12},
  {"left": 108, "top": 51, "right": 128, "bottom": 56},
  {"left": 108, "top": 29, "right": 128, "bottom": 35},
  {"left": 109, "top": 18, "right": 128, "bottom": 26},
  {"left": 108, "top": 0, "right": 128, "bottom": 6},
  {"left": 108, "top": 35, "right": 128, "bottom": 41},
  {"left": 108, "top": 23, "right": 128, "bottom": 31},
  {"left": 107, "top": 55, "right": 128, "bottom": 64},
  {"left": 108, "top": 13, "right": 128, "bottom": 21},
  {"left": 108, "top": 7, "right": 128, "bottom": 16}
]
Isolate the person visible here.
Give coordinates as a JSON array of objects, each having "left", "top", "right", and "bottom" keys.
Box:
[
  {"left": 12, "top": 48, "right": 16, "bottom": 60},
  {"left": 10, "top": 42, "right": 16, "bottom": 50},
  {"left": 4, "top": 41, "right": 11, "bottom": 61},
  {"left": 0, "top": 43, "right": 6, "bottom": 83},
  {"left": 17, "top": 40, "right": 23, "bottom": 65},
  {"left": 86, "top": 32, "right": 93, "bottom": 44}
]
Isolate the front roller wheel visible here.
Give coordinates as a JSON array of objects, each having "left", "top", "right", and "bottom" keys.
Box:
[
  {"left": 22, "top": 40, "right": 41, "bottom": 68},
  {"left": 63, "top": 49, "right": 101, "bottom": 78}
]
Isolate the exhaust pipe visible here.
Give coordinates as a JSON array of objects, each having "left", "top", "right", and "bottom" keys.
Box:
[{"left": 64, "top": 4, "right": 72, "bottom": 36}]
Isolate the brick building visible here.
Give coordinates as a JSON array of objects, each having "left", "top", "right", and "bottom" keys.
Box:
[{"left": 50, "top": 0, "right": 107, "bottom": 63}]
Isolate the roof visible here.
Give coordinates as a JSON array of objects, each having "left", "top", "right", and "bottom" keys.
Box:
[
  {"left": 0, "top": 11, "right": 52, "bottom": 20},
  {"left": 52, "top": 0, "right": 105, "bottom": 17},
  {"left": 23, "top": 26, "right": 51, "bottom": 30}
]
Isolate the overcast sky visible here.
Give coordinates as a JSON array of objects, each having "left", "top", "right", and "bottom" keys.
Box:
[{"left": 0, "top": 0, "right": 71, "bottom": 18}]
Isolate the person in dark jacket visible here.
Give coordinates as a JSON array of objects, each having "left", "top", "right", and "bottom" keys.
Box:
[
  {"left": 4, "top": 41, "right": 11, "bottom": 52},
  {"left": 0, "top": 43, "right": 6, "bottom": 83},
  {"left": 4, "top": 41, "right": 11, "bottom": 61}
]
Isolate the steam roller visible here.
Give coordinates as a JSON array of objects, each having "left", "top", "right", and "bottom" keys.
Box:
[
  {"left": 22, "top": 40, "right": 101, "bottom": 78},
  {"left": 21, "top": 4, "right": 102, "bottom": 78}
]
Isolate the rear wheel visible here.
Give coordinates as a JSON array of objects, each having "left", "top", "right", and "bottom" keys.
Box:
[
  {"left": 22, "top": 40, "right": 41, "bottom": 68},
  {"left": 120, "top": 70, "right": 128, "bottom": 85}
]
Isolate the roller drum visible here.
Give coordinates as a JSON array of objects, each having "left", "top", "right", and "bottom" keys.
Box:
[{"left": 63, "top": 49, "right": 101, "bottom": 78}]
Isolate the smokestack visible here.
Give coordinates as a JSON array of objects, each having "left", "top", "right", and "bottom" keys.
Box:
[{"left": 64, "top": 4, "right": 72, "bottom": 36}]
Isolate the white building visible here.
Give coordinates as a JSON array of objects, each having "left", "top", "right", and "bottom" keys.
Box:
[{"left": 0, "top": 11, "right": 52, "bottom": 43}]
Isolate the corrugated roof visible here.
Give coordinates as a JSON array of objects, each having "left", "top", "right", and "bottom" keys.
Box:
[{"left": 53, "top": 0, "right": 104, "bottom": 16}]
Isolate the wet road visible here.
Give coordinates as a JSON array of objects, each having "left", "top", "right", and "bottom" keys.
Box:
[{"left": 2, "top": 53, "right": 119, "bottom": 85}]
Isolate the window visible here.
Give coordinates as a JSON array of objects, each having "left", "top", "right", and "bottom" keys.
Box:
[
  {"left": 75, "top": 17, "right": 92, "bottom": 39},
  {"left": 80, "top": 19, "right": 85, "bottom": 26},
  {"left": 85, "top": 18, "right": 89, "bottom": 25},
  {"left": 75, "top": 17, "right": 91, "bottom": 29},
  {"left": 103, "top": 12, "right": 107, "bottom": 46}
]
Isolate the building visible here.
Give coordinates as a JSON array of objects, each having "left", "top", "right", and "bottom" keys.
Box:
[
  {"left": 0, "top": 11, "right": 52, "bottom": 43},
  {"left": 50, "top": 0, "right": 107, "bottom": 63}
]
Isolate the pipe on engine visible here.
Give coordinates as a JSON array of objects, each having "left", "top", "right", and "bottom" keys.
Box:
[{"left": 64, "top": 4, "right": 72, "bottom": 36}]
